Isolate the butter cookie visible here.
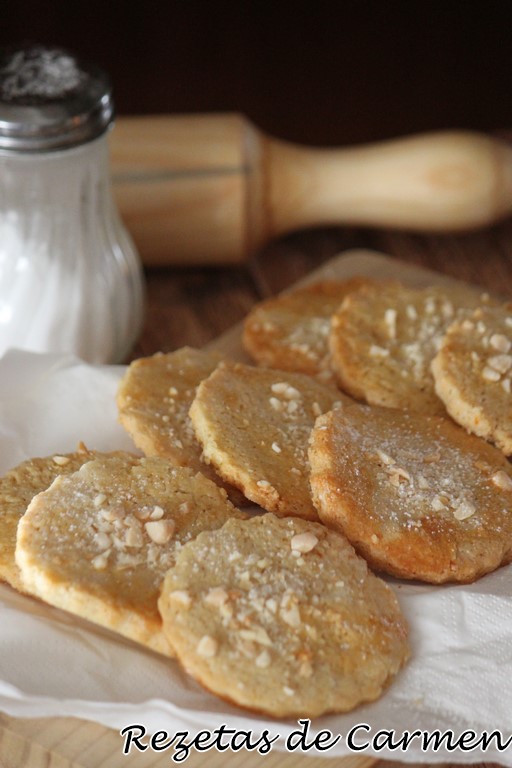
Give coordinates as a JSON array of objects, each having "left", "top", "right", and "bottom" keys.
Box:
[
  {"left": 0, "top": 445, "right": 109, "bottom": 592},
  {"left": 242, "top": 278, "right": 372, "bottom": 380},
  {"left": 16, "top": 454, "right": 242, "bottom": 655},
  {"left": 189, "top": 361, "right": 345, "bottom": 520},
  {"left": 117, "top": 347, "right": 243, "bottom": 501},
  {"left": 309, "top": 403, "right": 512, "bottom": 583},
  {"left": 158, "top": 513, "right": 409, "bottom": 718},
  {"left": 329, "top": 281, "right": 491, "bottom": 414},
  {"left": 431, "top": 304, "right": 512, "bottom": 455}
]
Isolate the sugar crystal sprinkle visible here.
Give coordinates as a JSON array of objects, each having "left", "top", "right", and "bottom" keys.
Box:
[{"left": 0, "top": 47, "right": 87, "bottom": 101}]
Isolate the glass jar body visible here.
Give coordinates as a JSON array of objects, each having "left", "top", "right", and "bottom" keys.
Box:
[{"left": 0, "top": 135, "right": 144, "bottom": 363}]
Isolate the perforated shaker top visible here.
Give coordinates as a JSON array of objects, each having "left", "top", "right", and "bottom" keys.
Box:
[{"left": 0, "top": 45, "right": 114, "bottom": 152}]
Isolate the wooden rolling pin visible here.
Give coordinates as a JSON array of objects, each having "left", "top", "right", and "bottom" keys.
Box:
[{"left": 109, "top": 113, "right": 512, "bottom": 266}]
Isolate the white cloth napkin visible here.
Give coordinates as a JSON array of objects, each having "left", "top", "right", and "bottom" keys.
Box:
[{"left": 0, "top": 350, "right": 511, "bottom": 765}]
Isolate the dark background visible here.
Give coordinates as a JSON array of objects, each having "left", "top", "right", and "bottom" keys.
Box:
[{"left": 2, "top": 0, "right": 511, "bottom": 147}]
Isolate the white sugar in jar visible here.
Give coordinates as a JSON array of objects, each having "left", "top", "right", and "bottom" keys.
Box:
[{"left": 0, "top": 45, "right": 144, "bottom": 363}]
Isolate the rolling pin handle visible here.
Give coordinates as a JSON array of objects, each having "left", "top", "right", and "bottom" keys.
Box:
[
  {"left": 110, "top": 115, "right": 512, "bottom": 266},
  {"left": 261, "top": 129, "right": 512, "bottom": 237}
]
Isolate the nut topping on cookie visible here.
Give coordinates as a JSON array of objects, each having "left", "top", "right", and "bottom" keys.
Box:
[
  {"left": 116, "top": 347, "right": 242, "bottom": 502},
  {"left": 0, "top": 447, "right": 131, "bottom": 593},
  {"left": 487, "top": 354, "right": 512, "bottom": 374},
  {"left": 309, "top": 403, "right": 512, "bottom": 583},
  {"left": 145, "top": 519, "right": 175, "bottom": 544},
  {"left": 329, "top": 280, "right": 492, "bottom": 415},
  {"left": 204, "top": 586, "right": 229, "bottom": 607},
  {"left": 189, "top": 361, "right": 344, "bottom": 520},
  {"left": 158, "top": 514, "right": 409, "bottom": 718},
  {"left": 15, "top": 454, "right": 243, "bottom": 656},
  {"left": 492, "top": 470, "right": 512, "bottom": 491},
  {"left": 169, "top": 590, "right": 192, "bottom": 608},
  {"left": 453, "top": 500, "right": 476, "bottom": 521},
  {"left": 197, "top": 635, "right": 218, "bottom": 658},
  {"left": 255, "top": 650, "right": 272, "bottom": 668},
  {"left": 432, "top": 303, "right": 512, "bottom": 455},
  {"left": 483, "top": 366, "right": 502, "bottom": 382},
  {"left": 490, "top": 333, "right": 511, "bottom": 353},
  {"left": 52, "top": 455, "right": 71, "bottom": 466},
  {"left": 242, "top": 278, "right": 374, "bottom": 379},
  {"left": 290, "top": 532, "right": 318, "bottom": 553}
]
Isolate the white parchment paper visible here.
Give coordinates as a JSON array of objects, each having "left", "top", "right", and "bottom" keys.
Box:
[{"left": 0, "top": 349, "right": 511, "bottom": 765}]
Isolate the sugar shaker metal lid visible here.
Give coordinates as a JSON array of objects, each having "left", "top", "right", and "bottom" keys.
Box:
[{"left": 0, "top": 44, "right": 114, "bottom": 152}]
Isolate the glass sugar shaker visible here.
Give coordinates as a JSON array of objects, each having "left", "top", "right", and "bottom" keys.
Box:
[{"left": 0, "top": 45, "right": 144, "bottom": 363}]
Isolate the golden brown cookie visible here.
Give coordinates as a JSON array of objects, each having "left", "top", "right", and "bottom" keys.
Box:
[
  {"left": 15, "top": 453, "right": 242, "bottom": 656},
  {"left": 431, "top": 304, "right": 512, "bottom": 455},
  {"left": 329, "top": 280, "right": 491, "bottom": 415},
  {"left": 0, "top": 445, "right": 111, "bottom": 593},
  {"left": 189, "top": 361, "right": 345, "bottom": 520},
  {"left": 158, "top": 513, "right": 409, "bottom": 718},
  {"left": 242, "top": 278, "right": 373, "bottom": 380},
  {"left": 116, "top": 347, "right": 243, "bottom": 501},
  {"left": 309, "top": 402, "right": 512, "bottom": 583}
]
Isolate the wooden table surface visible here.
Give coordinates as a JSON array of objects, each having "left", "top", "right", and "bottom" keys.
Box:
[
  {"left": 131, "top": 220, "right": 512, "bottom": 359},
  {"left": 1, "top": 220, "right": 511, "bottom": 767}
]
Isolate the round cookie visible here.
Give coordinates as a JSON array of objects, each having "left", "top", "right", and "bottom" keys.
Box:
[
  {"left": 242, "top": 278, "right": 372, "bottom": 381},
  {"left": 309, "top": 403, "right": 512, "bottom": 584},
  {"left": 0, "top": 445, "right": 115, "bottom": 593},
  {"left": 158, "top": 513, "right": 409, "bottom": 719},
  {"left": 431, "top": 304, "right": 512, "bottom": 455},
  {"left": 329, "top": 280, "right": 492, "bottom": 415},
  {"left": 116, "top": 347, "right": 243, "bottom": 502},
  {"left": 189, "top": 361, "right": 346, "bottom": 520},
  {"left": 15, "top": 453, "right": 243, "bottom": 656}
]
